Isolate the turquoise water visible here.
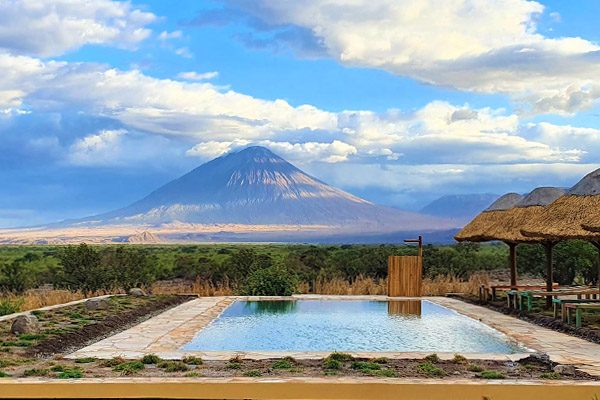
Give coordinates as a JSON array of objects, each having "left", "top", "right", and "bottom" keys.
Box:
[{"left": 182, "top": 300, "right": 523, "bottom": 353}]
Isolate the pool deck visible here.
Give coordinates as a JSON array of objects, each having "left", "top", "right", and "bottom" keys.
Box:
[{"left": 66, "top": 295, "right": 600, "bottom": 377}]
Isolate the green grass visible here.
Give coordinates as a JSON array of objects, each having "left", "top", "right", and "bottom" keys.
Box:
[
  {"left": 327, "top": 352, "right": 354, "bottom": 362},
  {"left": 182, "top": 356, "right": 203, "bottom": 365},
  {"left": 351, "top": 361, "right": 382, "bottom": 373},
  {"left": 74, "top": 357, "right": 96, "bottom": 364},
  {"left": 540, "top": 371, "right": 561, "bottom": 380},
  {"left": 18, "top": 334, "right": 47, "bottom": 341},
  {"left": 478, "top": 370, "right": 505, "bottom": 379},
  {"left": 369, "top": 368, "right": 397, "bottom": 378},
  {"left": 141, "top": 354, "right": 162, "bottom": 364},
  {"left": 322, "top": 358, "right": 341, "bottom": 370},
  {"left": 416, "top": 362, "right": 445, "bottom": 377},
  {"left": 467, "top": 364, "right": 484, "bottom": 373},
  {"left": 23, "top": 368, "right": 50, "bottom": 377},
  {"left": 226, "top": 362, "right": 242, "bottom": 370},
  {"left": 162, "top": 361, "right": 189, "bottom": 373},
  {"left": 272, "top": 359, "right": 294, "bottom": 370},
  {"left": 50, "top": 365, "right": 65, "bottom": 372},
  {"left": 243, "top": 369, "right": 263, "bottom": 377},
  {"left": 0, "top": 371, "right": 11, "bottom": 378},
  {"left": 113, "top": 361, "right": 145, "bottom": 375},
  {"left": 184, "top": 371, "right": 202, "bottom": 377},
  {"left": 369, "top": 357, "right": 389, "bottom": 364},
  {"left": 57, "top": 368, "right": 83, "bottom": 379}
]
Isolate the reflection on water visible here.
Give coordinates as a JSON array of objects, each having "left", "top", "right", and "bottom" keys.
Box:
[
  {"left": 245, "top": 300, "right": 297, "bottom": 314},
  {"left": 387, "top": 300, "right": 421, "bottom": 318},
  {"left": 183, "top": 300, "right": 523, "bottom": 353}
]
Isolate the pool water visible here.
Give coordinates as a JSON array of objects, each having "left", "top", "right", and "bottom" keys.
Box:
[{"left": 182, "top": 300, "right": 523, "bottom": 353}]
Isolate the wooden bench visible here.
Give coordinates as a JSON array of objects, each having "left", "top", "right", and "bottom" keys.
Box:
[
  {"left": 553, "top": 298, "right": 600, "bottom": 320},
  {"left": 518, "top": 287, "right": 598, "bottom": 312},
  {"left": 489, "top": 284, "right": 558, "bottom": 302},
  {"left": 564, "top": 303, "right": 600, "bottom": 328}
]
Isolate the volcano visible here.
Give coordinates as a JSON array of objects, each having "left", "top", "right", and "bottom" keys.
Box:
[{"left": 71, "top": 146, "right": 453, "bottom": 232}]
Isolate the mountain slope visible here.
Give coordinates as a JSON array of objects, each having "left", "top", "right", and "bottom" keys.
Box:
[
  {"left": 420, "top": 194, "right": 500, "bottom": 223},
  {"left": 75, "top": 146, "right": 454, "bottom": 232}
]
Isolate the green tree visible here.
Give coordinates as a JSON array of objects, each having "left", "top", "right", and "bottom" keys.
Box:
[
  {"left": 242, "top": 265, "right": 298, "bottom": 296},
  {"left": 0, "top": 260, "right": 32, "bottom": 293},
  {"left": 57, "top": 244, "right": 106, "bottom": 294}
]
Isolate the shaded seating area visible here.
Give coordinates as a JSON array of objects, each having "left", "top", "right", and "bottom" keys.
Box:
[{"left": 457, "top": 169, "right": 600, "bottom": 330}]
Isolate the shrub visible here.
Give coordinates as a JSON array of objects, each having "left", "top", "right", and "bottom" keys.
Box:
[
  {"left": 50, "top": 365, "right": 65, "bottom": 372},
  {"left": 0, "top": 371, "right": 11, "bottom": 378},
  {"left": 163, "top": 361, "right": 188, "bottom": 373},
  {"left": 113, "top": 361, "right": 145, "bottom": 375},
  {"left": 417, "top": 362, "right": 445, "bottom": 377},
  {"left": 327, "top": 352, "right": 354, "bottom": 362},
  {"left": 322, "top": 358, "right": 341, "bottom": 370},
  {"left": 452, "top": 354, "right": 467, "bottom": 364},
  {"left": 478, "top": 370, "right": 505, "bottom": 379},
  {"left": 184, "top": 371, "right": 202, "bottom": 377},
  {"left": 101, "top": 357, "right": 125, "bottom": 368},
  {"left": 182, "top": 356, "right": 203, "bottom": 365},
  {"left": 23, "top": 368, "right": 50, "bottom": 377},
  {"left": 424, "top": 353, "right": 440, "bottom": 363},
  {"left": 351, "top": 361, "right": 381, "bottom": 373},
  {"left": 142, "top": 354, "right": 162, "bottom": 364},
  {"left": 467, "top": 364, "right": 484, "bottom": 373},
  {"left": 226, "top": 361, "right": 242, "bottom": 370},
  {"left": 243, "top": 369, "right": 263, "bottom": 377},
  {"left": 272, "top": 359, "right": 294, "bottom": 370},
  {"left": 242, "top": 265, "right": 297, "bottom": 296},
  {"left": 0, "top": 299, "right": 23, "bottom": 316},
  {"left": 540, "top": 371, "right": 561, "bottom": 380}
]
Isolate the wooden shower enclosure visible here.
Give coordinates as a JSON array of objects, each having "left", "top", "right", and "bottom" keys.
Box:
[{"left": 387, "top": 236, "right": 423, "bottom": 297}]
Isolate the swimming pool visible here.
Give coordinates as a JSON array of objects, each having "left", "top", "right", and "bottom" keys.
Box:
[{"left": 182, "top": 300, "right": 524, "bottom": 353}]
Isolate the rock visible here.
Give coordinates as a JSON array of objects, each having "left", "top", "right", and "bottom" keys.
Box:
[
  {"left": 85, "top": 298, "right": 110, "bottom": 310},
  {"left": 553, "top": 364, "right": 577, "bottom": 376},
  {"left": 11, "top": 315, "right": 40, "bottom": 335},
  {"left": 128, "top": 288, "right": 146, "bottom": 297}
]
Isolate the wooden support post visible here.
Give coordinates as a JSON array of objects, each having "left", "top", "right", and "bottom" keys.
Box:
[
  {"left": 544, "top": 241, "right": 556, "bottom": 309},
  {"left": 593, "top": 242, "right": 600, "bottom": 292},
  {"left": 508, "top": 242, "right": 517, "bottom": 289}
]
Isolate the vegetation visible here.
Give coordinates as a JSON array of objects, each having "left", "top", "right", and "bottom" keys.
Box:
[
  {"left": 142, "top": 354, "right": 162, "bottom": 364},
  {"left": 1, "top": 240, "right": 598, "bottom": 314},
  {"left": 417, "top": 362, "right": 445, "bottom": 377},
  {"left": 478, "top": 370, "right": 505, "bottom": 379}
]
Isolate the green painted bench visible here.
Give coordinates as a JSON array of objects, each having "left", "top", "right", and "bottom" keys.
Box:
[
  {"left": 517, "top": 288, "right": 598, "bottom": 312},
  {"left": 553, "top": 298, "right": 600, "bottom": 320},
  {"left": 564, "top": 303, "right": 600, "bottom": 328}
]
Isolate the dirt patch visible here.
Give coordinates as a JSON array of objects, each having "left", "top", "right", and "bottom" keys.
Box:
[
  {"left": 27, "top": 295, "right": 194, "bottom": 357},
  {"left": 453, "top": 294, "right": 600, "bottom": 345}
]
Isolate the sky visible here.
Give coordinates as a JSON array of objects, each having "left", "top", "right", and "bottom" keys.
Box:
[{"left": 1, "top": 0, "right": 600, "bottom": 227}]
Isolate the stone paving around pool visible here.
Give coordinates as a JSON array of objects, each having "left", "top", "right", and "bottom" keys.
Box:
[{"left": 66, "top": 295, "right": 600, "bottom": 377}]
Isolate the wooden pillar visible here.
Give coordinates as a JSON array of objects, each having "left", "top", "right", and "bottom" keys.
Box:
[
  {"left": 508, "top": 242, "right": 517, "bottom": 289},
  {"left": 544, "top": 241, "right": 556, "bottom": 309},
  {"left": 592, "top": 241, "right": 600, "bottom": 289}
]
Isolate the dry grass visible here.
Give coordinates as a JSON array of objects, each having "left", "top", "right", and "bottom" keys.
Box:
[
  {"left": 151, "top": 278, "right": 234, "bottom": 297},
  {"left": 1, "top": 273, "right": 490, "bottom": 316},
  {"left": 422, "top": 273, "right": 489, "bottom": 296},
  {"left": 0, "top": 289, "right": 120, "bottom": 315}
]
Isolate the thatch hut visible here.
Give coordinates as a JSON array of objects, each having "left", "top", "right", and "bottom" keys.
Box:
[
  {"left": 521, "top": 168, "right": 600, "bottom": 285},
  {"left": 455, "top": 193, "right": 523, "bottom": 242},
  {"left": 486, "top": 187, "right": 566, "bottom": 305},
  {"left": 455, "top": 193, "right": 524, "bottom": 287}
]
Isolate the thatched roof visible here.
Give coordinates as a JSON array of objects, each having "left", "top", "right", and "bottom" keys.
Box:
[
  {"left": 454, "top": 193, "right": 523, "bottom": 242},
  {"left": 483, "top": 187, "right": 566, "bottom": 243},
  {"left": 521, "top": 169, "right": 600, "bottom": 240}
]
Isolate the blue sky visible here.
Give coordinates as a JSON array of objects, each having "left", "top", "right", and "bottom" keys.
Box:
[{"left": 1, "top": 0, "right": 600, "bottom": 227}]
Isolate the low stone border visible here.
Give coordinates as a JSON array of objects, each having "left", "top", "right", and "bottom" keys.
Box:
[{"left": 0, "top": 294, "right": 122, "bottom": 322}]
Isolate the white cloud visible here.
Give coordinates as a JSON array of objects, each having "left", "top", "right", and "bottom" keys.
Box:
[
  {"left": 0, "top": 0, "right": 156, "bottom": 57},
  {"left": 175, "top": 47, "right": 194, "bottom": 58},
  {"left": 177, "top": 71, "right": 219, "bottom": 81},
  {"left": 68, "top": 129, "right": 126, "bottom": 165},
  {"left": 158, "top": 30, "right": 182, "bottom": 41},
  {"left": 225, "top": 0, "right": 600, "bottom": 114}
]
